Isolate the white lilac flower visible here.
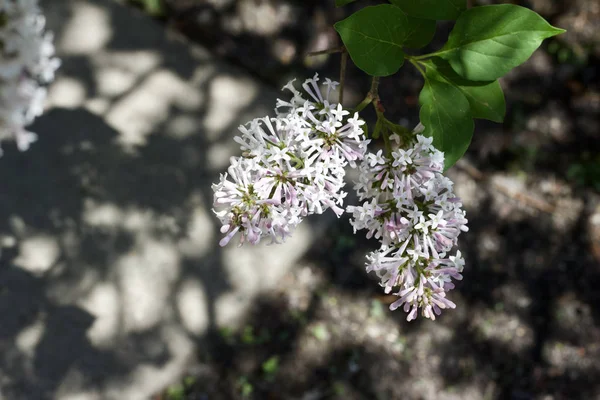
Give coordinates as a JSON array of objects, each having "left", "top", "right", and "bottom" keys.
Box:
[
  {"left": 212, "top": 157, "right": 301, "bottom": 247},
  {"left": 347, "top": 134, "right": 468, "bottom": 321},
  {"left": 213, "top": 74, "right": 369, "bottom": 246},
  {"left": 0, "top": 0, "right": 60, "bottom": 152}
]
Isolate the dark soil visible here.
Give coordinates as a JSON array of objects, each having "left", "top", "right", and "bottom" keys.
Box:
[{"left": 146, "top": 0, "right": 600, "bottom": 399}]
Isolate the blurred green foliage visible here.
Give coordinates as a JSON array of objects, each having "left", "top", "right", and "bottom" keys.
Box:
[
  {"left": 369, "top": 299, "right": 385, "bottom": 319},
  {"left": 165, "top": 383, "right": 185, "bottom": 400},
  {"left": 240, "top": 325, "right": 271, "bottom": 345},
  {"left": 163, "top": 375, "right": 197, "bottom": 399},
  {"left": 261, "top": 355, "right": 280, "bottom": 377},
  {"left": 128, "top": 0, "right": 165, "bottom": 16},
  {"left": 310, "top": 323, "right": 330, "bottom": 341},
  {"left": 547, "top": 38, "right": 590, "bottom": 65},
  {"left": 237, "top": 376, "right": 253, "bottom": 397},
  {"left": 567, "top": 152, "right": 600, "bottom": 191}
]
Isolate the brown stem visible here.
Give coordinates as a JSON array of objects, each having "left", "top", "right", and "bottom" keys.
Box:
[
  {"left": 306, "top": 46, "right": 345, "bottom": 57},
  {"left": 353, "top": 77, "right": 381, "bottom": 113},
  {"left": 370, "top": 77, "right": 383, "bottom": 111},
  {"left": 370, "top": 76, "right": 380, "bottom": 96},
  {"left": 374, "top": 98, "right": 385, "bottom": 113}
]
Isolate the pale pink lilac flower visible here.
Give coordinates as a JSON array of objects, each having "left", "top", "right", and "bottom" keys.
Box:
[
  {"left": 213, "top": 74, "right": 369, "bottom": 246},
  {"left": 347, "top": 134, "right": 468, "bottom": 321}
]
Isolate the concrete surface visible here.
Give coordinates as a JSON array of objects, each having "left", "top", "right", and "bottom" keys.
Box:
[{"left": 0, "top": 1, "right": 318, "bottom": 398}]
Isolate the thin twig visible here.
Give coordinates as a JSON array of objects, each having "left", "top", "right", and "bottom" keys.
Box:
[
  {"left": 455, "top": 160, "right": 556, "bottom": 214},
  {"left": 339, "top": 50, "right": 348, "bottom": 104},
  {"left": 306, "top": 46, "right": 345, "bottom": 57},
  {"left": 353, "top": 77, "right": 381, "bottom": 113},
  {"left": 493, "top": 182, "right": 556, "bottom": 214},
  {"left": 371, "top": 77, "right": 385, "bottom": 113},
  {"left": 370, "top": 76, "right": 380, "bottom": 97}
]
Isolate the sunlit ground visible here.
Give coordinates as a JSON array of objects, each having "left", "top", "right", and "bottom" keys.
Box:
[{"left": 0, "top": 0, "right": 598, "bottom": 399}]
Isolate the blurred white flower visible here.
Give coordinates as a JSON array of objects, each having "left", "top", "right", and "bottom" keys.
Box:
[{"left": 0, "top": 0, "right": 60, "bottom": 152}]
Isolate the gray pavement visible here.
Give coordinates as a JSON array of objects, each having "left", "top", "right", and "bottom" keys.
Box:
[{"left": 0, "top": 1, "right": 317, "bottom": 398}]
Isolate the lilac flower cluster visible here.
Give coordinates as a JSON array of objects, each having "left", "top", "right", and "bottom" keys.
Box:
[
  {"left": 212, "top": 74, "right": 369, "bottom": 246},
  {"left": 213, "top": 75, "right": 469, "bottom": 321},
  {"left": 347, "top": 135, "right": 468, "bottom": 321},
  {"left": 0, "top": 0, "right": 60, "bottom": 152}
]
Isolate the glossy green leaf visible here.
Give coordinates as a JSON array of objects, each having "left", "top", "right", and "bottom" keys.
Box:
[
  {"left": 388, "top": 0, "right": 466, "bottom": 20},
  {"left": 419, "top": 77, "right": 474, "bottom": 170},
  {"left": 335, "top": 0, "right": 357, "bottom": 6},
  {"left": 437, "top": 4, "right": 565, "bottom": 81},
  {"left": 403, "top": 15, "right": 437, "bottom": 49},
  {"left": 422, "top": 58, "right": 505, "bottom": 122},
  {"left": 334, "top": 5, "right": 408, "bottom": 76}
]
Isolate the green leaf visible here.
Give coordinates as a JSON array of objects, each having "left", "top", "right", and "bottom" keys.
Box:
[
  {"left": 437, "top": 4, "right": 565, "bottom": 81},
  {"left": 419, "top": 77, "right": 474, "bottom": 170},
  {"left": 403, "top": 15, "right": 437, "bottom": 49},
  {"left": 336, "top": 0, "right": 357, "bottom": 6},
  {"left": 389, "top": 0, "right": 466, "bottom": 20},
  {"left": 334, "top": 5, "right": 408, "bottom": 76},
  {"left": 422, "top": 58, "right": 505, "bottom": 122}
]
